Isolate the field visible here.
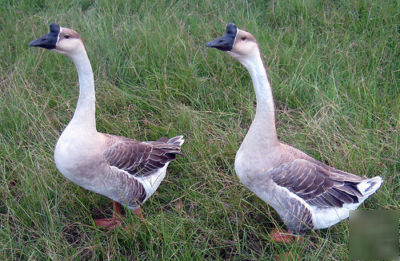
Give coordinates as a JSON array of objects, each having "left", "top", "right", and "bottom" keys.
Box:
[{"left": 1, "top": 0, "right": 399, "bottom": 259}]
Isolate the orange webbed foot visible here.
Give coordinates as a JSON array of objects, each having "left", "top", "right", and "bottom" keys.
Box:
[
  {"left": 94, "top": 217, "right": 122, "bottom": 229},
  {"left": 271, "top": 229, "right": 303, "bottom": 243},
  {"left": 94, "top": 201, "right": 123, "bottom": 230}
]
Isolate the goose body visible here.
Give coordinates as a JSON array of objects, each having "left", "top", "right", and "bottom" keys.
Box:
[
  {"left": 206, "top": 23, "right": 382, "bottom": 234},
  {"left": 30, "top": 23, "right": 184, "bottom": 217}
]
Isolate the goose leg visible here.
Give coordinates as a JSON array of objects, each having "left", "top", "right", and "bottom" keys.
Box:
[
  {"left": 133, "top": 207, "right": 145, "bottom": 221},
  {"left": 94, "top": 201, "right": 122, "bottom": 229}
]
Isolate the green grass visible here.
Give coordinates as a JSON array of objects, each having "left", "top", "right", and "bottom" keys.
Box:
[{"left": 1, "top": 0, "right": 399, "bottom": 259}]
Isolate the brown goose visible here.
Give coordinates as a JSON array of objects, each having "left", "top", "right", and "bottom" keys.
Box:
[
  {"left": 206, "top": 23, "right": 382, "bottom": 239},
  {"left": 30, "top": 23, "right": 184, "bottom": 228}
]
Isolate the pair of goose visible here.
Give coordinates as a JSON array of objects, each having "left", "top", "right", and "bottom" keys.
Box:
[{"left": 29, "top": 23, "right": 382, "bottom": 237}]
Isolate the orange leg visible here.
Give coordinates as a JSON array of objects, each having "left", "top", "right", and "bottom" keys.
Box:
[
  {"left": 94, "top": 201, "right": 122, "bottom": 229},
  {"left": 113, "top": 201, "right": 122, "bottom": 217},
  {"left": 123, "top": 207, "right": 146, "bottom": 233},
  {"left": 133, "top": 207, "right": 145, "bottom": 221}
]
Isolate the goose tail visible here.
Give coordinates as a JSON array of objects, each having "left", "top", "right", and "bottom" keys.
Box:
[
  {"left": 166, "top": 135, "right": 185, "bottom": 147},
  {"left": 357, "top": 176, "right": 383, "bottom": 199}
]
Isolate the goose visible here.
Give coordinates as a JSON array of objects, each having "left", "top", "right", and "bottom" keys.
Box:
[
  {"left": 206, "top": 23, "right": 382, "bottom": 240},
  {"left": 29, "top": 23, "right": 184, "bottom": 229}
]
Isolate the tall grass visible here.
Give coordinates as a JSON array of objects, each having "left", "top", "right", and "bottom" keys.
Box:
[{"left": 1, "top": 0, "right": 399, "bottom": 259}]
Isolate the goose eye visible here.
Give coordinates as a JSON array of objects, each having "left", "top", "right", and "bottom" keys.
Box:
[
  {"left": 241, "top": 37, "right": 247, "bottom": 41},
  {"left": 64, "top": 35, "right": 70, "bottom": 39}
]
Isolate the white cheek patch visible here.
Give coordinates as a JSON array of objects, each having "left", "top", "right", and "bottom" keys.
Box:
[
  {"left": 53, "top": 28, "right": 62, "bottom": 53},
  {"left": 57, "top": 28, "right": 62, "bottom": 43},
  {"left": 233, "top": 29, "right": 239, "bottom": 46}
]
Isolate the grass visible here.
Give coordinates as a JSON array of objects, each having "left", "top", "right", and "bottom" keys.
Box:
[{"left": 1, "top": 0, "right": 399, "bottom": 259}]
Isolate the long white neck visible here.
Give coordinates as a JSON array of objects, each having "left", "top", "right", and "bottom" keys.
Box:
[
  {"left": 238, "top": 51, "right": 278, "bottom": 147},
  {"left": 67, "top": 51, "right": 96, "bottom": 131}
]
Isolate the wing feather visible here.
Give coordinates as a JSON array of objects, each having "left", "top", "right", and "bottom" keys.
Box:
[
  {"left": 104, "top": 135, "right": 183, "bottom": 177},
  {"left": 271, "top": 159, "right": 363, "bottom": 208}
]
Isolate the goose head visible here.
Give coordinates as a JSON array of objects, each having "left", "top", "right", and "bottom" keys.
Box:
[
  {"left": 29, "top": 23, "right": 85, "bottom": 57},
  {"left": 206, "top": 23, "right": 259, "bottom": 65}
]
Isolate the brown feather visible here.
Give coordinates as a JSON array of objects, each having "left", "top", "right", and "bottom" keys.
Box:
[
  {"left": 104, "top": 134, "right": 183, "bottom": 177},
  {"left": 271, "top": 158, "right": 363, "bottom": 208}
]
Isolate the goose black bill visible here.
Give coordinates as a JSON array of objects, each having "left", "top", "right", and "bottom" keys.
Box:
[
  {"left": 29, "top": 23, "right": 60, "bottom": 49},
  {"left": 206, "top": 23, "right": 237, "bottom": 51}
]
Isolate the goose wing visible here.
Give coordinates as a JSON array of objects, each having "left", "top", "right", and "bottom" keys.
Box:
[
  {"left": 270, "top": 158, "right": 363, "bottom": 208},
  {"left": 104, "top": 135, "right": 182, "bottom": 177}
]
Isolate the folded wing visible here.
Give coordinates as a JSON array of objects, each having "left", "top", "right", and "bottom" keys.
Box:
[
  {"left": 104, "top": 135, "right": 183, "bottom": 177},
  {"left": 271, "top": 158, "right": 363, "bottom": 208}
]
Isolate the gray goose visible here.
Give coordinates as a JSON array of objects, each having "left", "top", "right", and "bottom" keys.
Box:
[
  {"left": 30, "top": 23, "right": 184, "bottom": 228},
  {"left": 206, "top": 23, "right": 382, "bottom": 238}
]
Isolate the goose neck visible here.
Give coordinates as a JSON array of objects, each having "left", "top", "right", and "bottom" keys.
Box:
[
  {"left": 68, "top": 51, "right": 96, "bottom": 130},
  {"left": 241, "top": 52, "right": 278, "bottom": 145}
]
